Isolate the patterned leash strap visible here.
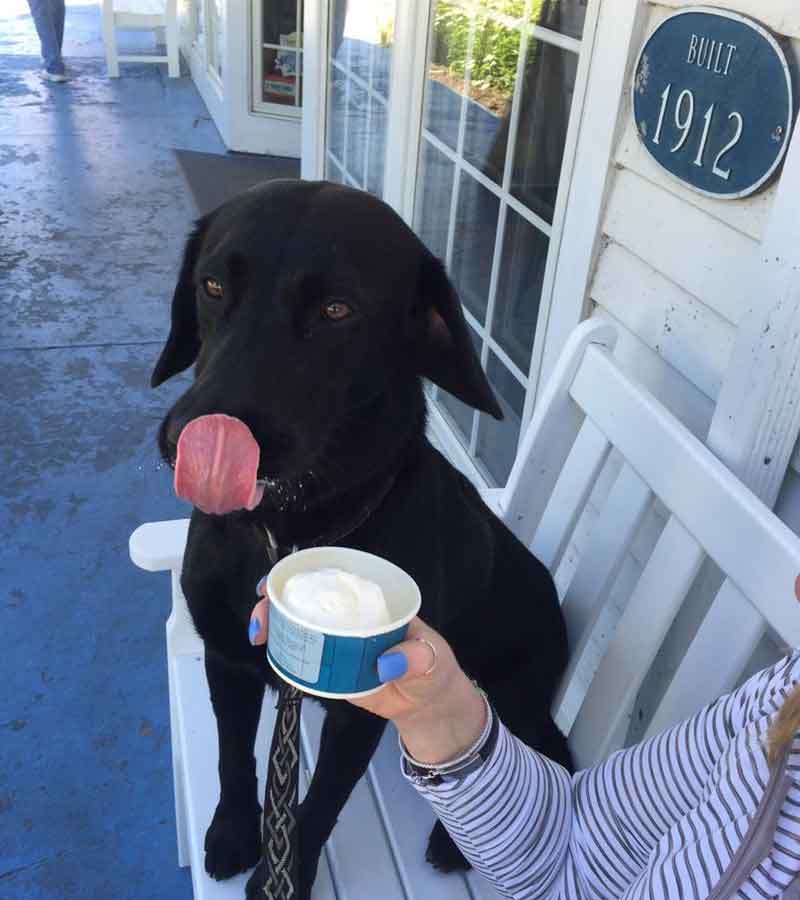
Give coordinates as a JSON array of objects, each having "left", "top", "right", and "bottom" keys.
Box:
[{"left": 261, "top": 683, "right": 304, "bottom": 900}]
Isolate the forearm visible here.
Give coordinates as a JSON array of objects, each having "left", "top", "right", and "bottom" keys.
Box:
[{"left": 401, "top": 712, "right": 574, "bottom": 899}]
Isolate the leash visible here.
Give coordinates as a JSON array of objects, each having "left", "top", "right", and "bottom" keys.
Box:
[
  {"left": 261, "top": 535, "right": 302, "bottom": 900},
  {"left": 258, "top": 470, "right": 398, "bottom": 899}
]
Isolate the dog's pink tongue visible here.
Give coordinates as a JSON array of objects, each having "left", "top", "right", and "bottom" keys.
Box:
[{"left": 174, "top": 415, "right": 264, "bottom": 515}]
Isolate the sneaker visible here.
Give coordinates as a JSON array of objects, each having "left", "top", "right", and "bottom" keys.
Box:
[{"left": 42, "top": 69, "right": 68, "bottom": 83}]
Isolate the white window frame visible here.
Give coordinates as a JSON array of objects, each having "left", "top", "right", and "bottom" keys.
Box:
[
  {"left": 302, "top": 0, "right": 639, "bottom": 489},
  {"left": 252, "top": 0, "right": 304, "bottom": 118}
]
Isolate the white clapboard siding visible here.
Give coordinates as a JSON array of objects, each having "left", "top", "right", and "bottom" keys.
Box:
[
  {"left": 592, "top": 241, "right": 734, "bottom": 400},
  {"left": 592, "top": 308, "right": 715, "bottom": 440},
  {"left": 615, "top": 113, "right": 775, "bottom": 243},
  {"left": 602, "top": 167, "right": 759, "bottom": 326},
  {"left": 647, "top": 0, "right": 800, "bottom": 39}
]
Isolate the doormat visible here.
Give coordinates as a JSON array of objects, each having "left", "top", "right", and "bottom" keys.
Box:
[{"left": 174, "top": 149, "right": 300, "bottom": 216}]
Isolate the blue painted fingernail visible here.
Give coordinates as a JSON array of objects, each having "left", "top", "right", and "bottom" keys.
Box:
[
  {"left": 256, "top": 576, "right": 267, "bottom": 596},
  {"left": 378, "top": 652, "right": 408, "bottom": 683},
  {"left": 248, "top": 617, "right": 262, "bottom": 644}
]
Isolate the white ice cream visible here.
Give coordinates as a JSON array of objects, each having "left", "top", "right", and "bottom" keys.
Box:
[{"left": 281, "top": 568, "right": 392, "bottom": 631}]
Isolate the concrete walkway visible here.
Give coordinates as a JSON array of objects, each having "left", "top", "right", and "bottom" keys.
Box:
[{"left": 0, "top": 5, "right": 225, "bottom": 898}]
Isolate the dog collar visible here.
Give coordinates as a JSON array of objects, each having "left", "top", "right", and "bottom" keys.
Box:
[{"left": 260, "top": 469, "right": 398, "bottom": 564}]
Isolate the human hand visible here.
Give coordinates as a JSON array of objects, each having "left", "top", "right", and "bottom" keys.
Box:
[{"left": 248, "top": 583, "right": 486, "bottom": 765}]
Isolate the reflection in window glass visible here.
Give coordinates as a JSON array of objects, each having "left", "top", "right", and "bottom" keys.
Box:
[
  {"left": 511, "top": 38, "right": 578, "bottom": 223},
  {"left": 476, "top": 352, "right": 525, "bottom": 485},
  {"left": 491, "top": 209, "right": 549, "bottom": 372},
  {"left": 463, "top": 14, "right": 521, "bottom": 184},
  {"left": 438, "top": 390, "right": 474, "bottom": 447},
  {"left": 423, "top": 1, "right": 469, "bottom": 150},
  {"left": 325, "top": 0, "right": 394, "bottom": 198},
  {"left": 450, "top": 173, "right": 499, "bottom": 324},
  {"left": 262, "top": 0, "right": 303, "bottom": 106},
  {"left": 532, "top": 0, "right": 588, "bottom": 41},
  {"left": 413, "top": 141, "right": 455, "bottom": 260},
  {"left": 435, "top": 322, "right": 482, "bottom": 446},
  {"left": 206, "top": 0, "right": 224, "bottom": 78},
  {"left": 414, "top": 0, "right": 587, "bottom": 486}
]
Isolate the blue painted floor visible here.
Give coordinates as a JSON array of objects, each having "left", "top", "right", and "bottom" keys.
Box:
[{"left": 0, "top": 6, "right": 226, "bottom": 898}]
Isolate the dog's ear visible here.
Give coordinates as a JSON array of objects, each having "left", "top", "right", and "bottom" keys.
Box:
[
  {"left": 411, "top": 254, "right": 502, "bottom": 419},
  {"left": 151, "top": 221, "right": 207, "bottom": 388}
]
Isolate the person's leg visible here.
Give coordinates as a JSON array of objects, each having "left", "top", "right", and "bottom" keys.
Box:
[
  {"left": 27, "top": 0, "right": 65, "bottom": 75},
  {"left": 53, "top": 0, "right": 66, "bottom": 57}
]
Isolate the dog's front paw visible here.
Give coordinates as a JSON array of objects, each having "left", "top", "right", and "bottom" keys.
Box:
[
  {"left": 204, "top": 799, "right": 261, "bottom": 880},
  {"left": 426, "top": 820, "right": 470, "bottom": 873},
  {"left": 245, "top": 858, "right": 313, "bottom": 900}
]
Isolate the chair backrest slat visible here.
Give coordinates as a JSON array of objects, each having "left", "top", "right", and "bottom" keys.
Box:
[
  {"left": 553, "top": 462, "right": 652, "bottom": 715},
  {"left": 570, "top": 345, "right": 800, "bottom": 643},
  {"left": 503, "top": 323, "right": 618, "bottom": 548},
  {"left": 569, "top": 516, "right": 704, "bottom": 768},
  {"left": 532, "top": 418, "right": 611, "bottom": 573},
  {"left": 646, "top": 579, "right": 767, "bottom": 738}
]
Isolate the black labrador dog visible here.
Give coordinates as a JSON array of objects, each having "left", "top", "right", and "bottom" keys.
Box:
[{"left": 152, "top": 179, "right": 570, "bottom": 899}]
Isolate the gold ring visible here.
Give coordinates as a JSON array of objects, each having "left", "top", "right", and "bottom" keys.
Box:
[{"left": 415, "top": 637, "right": 438, "bottom": 676}]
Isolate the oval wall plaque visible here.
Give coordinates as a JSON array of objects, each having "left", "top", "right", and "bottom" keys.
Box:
[{"left": 632, "top": 8, "right": 793, "bottom": 199}]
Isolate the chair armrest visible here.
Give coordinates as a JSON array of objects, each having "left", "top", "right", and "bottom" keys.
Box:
[{"left": 130, "top": 519, "right": 190, "bottom": 572}]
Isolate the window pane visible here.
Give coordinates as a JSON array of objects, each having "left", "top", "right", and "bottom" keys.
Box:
[
  {"left": 491, "top": 209, "right": 548, "bottom": 372},
  {"left": 532, "top": 0, "right": 588, "bottom": 41},
  {"left": 413, "top": 140, "right": 455, "bottom": 259},
  {"left": 372, "top": 30, "right": 393, "bottom": 98},
  {"left": 330, "top": 0, "right": 349, "bottom": 67},
  {"left": 326, "top": 156, "right": 344, "bottom": 183},
  {"left": 450, "top": 173, "right": 499, "bottom": 324},
  {"left": 435, "top": 323, "right": 482, "bottom": 446},
  {"left": 327, "top": 76, "right": 346, "bottom": 163},
  {"left": 346, "top": 82, "right": 368, "bottom": 183},
  {"left": 327, "top": 1, "right": 394, "bottom": 193},
  {"left": 476, "top": 352, "right": 525, "bottom": 485},
  {"left": 262, "top": 48, "right": 300, "bottom": 105},
  {"left": 463, "top": 15, "right": 521, "bottom": 184},
  {"left": 365, "top": 96, "right": 388, "bottom": 197},
  {"left": 263, "top": 0, "right": 302, "bottom": 46},
  {"left": 438, "top": 390, "right": 474, "bottom": 447},
  {"left": 510, "top": 38, "right": 578, "bottom": 223},
  {"left": 424, "top": 1, "right": 469, "bottom": 150}
]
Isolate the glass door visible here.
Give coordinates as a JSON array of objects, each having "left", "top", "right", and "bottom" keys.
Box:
[
  {"left": 323, "top": 0, "right": 396, "bottom": 197},
  {"left": 254, "top": 0, "right": 304, "bottom": 115},
  {"left": 416, "top": 0, "right": 589, "bottom": 486}
]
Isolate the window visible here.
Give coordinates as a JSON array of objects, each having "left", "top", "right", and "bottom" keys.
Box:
[
  {"left": 324, "top": 0, "right": 395, "bottom": 195},
  {"left": 415, "top": 0, "right": 587, "bottom": 486},
  {"left": 254, "top": 0, "right": 304, "bottom": 114}
]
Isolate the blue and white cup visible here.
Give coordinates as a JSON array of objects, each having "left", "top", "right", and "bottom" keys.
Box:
[{"left": 266, "top": 547, "right": 421, "bottom": 699}]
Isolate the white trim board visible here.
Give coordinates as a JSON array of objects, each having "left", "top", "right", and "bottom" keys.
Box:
[{"left": 647, "top": 0, "right": 800, "bottom": 40}]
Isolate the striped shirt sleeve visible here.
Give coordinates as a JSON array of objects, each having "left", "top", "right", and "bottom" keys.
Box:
[{"left": 404, "top": 718, "right": 576, "bottom": 899}]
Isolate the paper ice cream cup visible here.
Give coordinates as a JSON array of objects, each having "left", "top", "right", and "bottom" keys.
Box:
[{"left": 266, "top": 547, "right": 421, "bottom": 699}]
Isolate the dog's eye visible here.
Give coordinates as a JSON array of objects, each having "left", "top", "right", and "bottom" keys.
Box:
[
  {"left": 322, "top": 300, "right": 352, "bottom": 321},
  {"left": 203, "top": 278, "right": 224, "bottom": 299}
]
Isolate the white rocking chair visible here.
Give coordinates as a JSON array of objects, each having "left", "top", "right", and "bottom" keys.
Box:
[
  {"left": 101, "top": 0, "right": 179, "bottom": 79},
  {"left": 130, "top": 319, "right": 800, "bottom": 898}
]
